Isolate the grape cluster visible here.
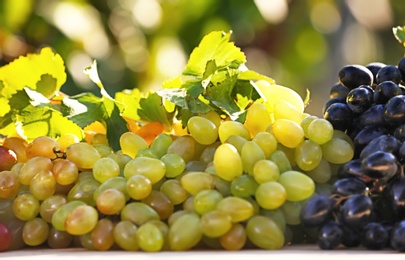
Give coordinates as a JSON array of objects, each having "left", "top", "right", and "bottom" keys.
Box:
[
  {"left": 301, "top": 57, "right": 405, "bottom": 251},
  {"left": 0, "top": 81, "right": 355, "bottom": 252}
]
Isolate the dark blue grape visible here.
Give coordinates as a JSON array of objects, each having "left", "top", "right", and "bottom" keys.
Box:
[
  {"left": 358, "top": 104, "right": 386, "bottom": 127},
  {"left": 384, "top": 95, "right": 405, "bottom": 125},
  {"left": 390, "top": 220, "right": 405, "bottom": 251},
  {"left": 366, "top": 62, "right": 385, "bottom": 86},
  {"left": 376, "top": 65, "right": 402, "bottom": 85},
  {"left": 329, "top": 83, "right": 349, "bottom": 99},
  {"left": 322, "top": 97, "right": 346, "bottom": 115},
  {"left": 342, "top": 227, "right": 361, "bottom": 248},
  {"left": 374, "top": 81, "right": 402, "bottom": 104},
  {"left": 346, "top": 86, "right": 374, "bottom": 114},
  {"left": 361, "top": 151, "right": 398, "bottom": 181},
  {"left": 324, "top": 103, "right": 353, "bottom": 131},
  {"left": 394, "top": 124, "right": 405, "bottom": 142},
  {"left": 333, "top": 177, "right": 367, "bottom": 197},
  {"left": 337, "top": 159, "right": 372, "bottom": 183},
  {"left": 386, "top": 177, "right": 405, "bottom": 220},
  {"left": 361, "top": 222, "right": 388, "bottom": 250},
  {"left": 353, "top": 126, "right": 388, "bottom": 156},
  {"left": 318, "top": 221, "right": 344, "bottom": 250},
  {"left": 398, "top": 57, "right": 405, "bottom": 84},
  {"left": 340, "top": 194, "right": 373, "bottom": 229},
  {"left": 359, "top": 135, "right": 400, "bottom": 160},
  {"left": 300, "top": 195, "right": 335, "bottom": 228},
  {"left": 338, "top": 65, "right": 373, "bottom": 89}
]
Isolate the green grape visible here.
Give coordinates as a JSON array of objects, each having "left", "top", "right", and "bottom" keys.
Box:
[
  {"left": 22, "top": 217, "right": 49, "bottom": 246},
  {"left": 168, "top": 212, "right": 202, "bottom": 251},
  {"left": 18, "top": 156, "right": 53, "bottom": 185},
  {"left": 224, "top": 135, "right": 247, "bottom": 154},
  {"left": 187, "top": 116, "right": 219, "bottom": 145},
  {"left": 200, "top": 209, "right": 232, "bottom": 237},
  {"left": 180, "top": 172, "right": 215, "bottom": 195},
  {"left": 301, "top": 115, "right": 318, "bottom": 138},
  {"left": 119, "top": 132, "right": 148, "bottom": 159},
  {"left": 107, "top": 151, "right": 132, "bottom": 172},
  {"left": 332, "top": 130, "right": 355, "bottom": 149},
  {"left": 91, "top": 218, "right": 115, "bottom": 251},
  {"left": 200, "top": 110, "right": 222, "bottom": 128},
  {"left": 321, "top": 138, "right": 354, "bottom": 164},
  {"left": 199, "top": 141, "right": 221, "bottom": 164},
  {"left": 65, "top": 142, "right": 101, "bottom": 170},
  {"left": 91, "top": 133, "right": 109, "bottom": 145},
  {"left": 270, "top": 150, "right": 292, "bottom": 173},
  {"left": 193, "top": 189, "right": 223, "bottom": 215},
  {"left": 51, "top": 200, "right": 86, "bottom": 231},
  {"left": 271, "top": 119, "right": 305, "bottom": 148},
  {"left": 92, "top": 157, "right": 120, "bottom": 183},
  {"left": 0, "top": 170, "right": 20, "bottom": 199},
  {"left": 96, "top": 189, "right": 126, "bottom": 215},
  {"left": 160, "top": 153, "right": 186, "bottom": 178},
  {"left": 244, "top": 102, "right": 272, "bottom": 137},
  {"left": 216, "top": 196, "right": 254, "bottom": 222},
  {"left": 135, "top": 147, "right": 159, "bottom": 159},
  {"left": 94, "top": 176, "right": 130, "bottom": 201},
  {"left": 278, "top": 170, "right": 315, "bottom": 201},
  {"left": 202, "top": 236, "right": 222, "bottom": 249},
  {"left": 253, "top": 159, "right": 280, "bottom": 184},
  {"left": 219, "top": 223, "right": 246, "bottom": 251},
  {"left": 252, "top": 132, "right": 277, "bottom": 159},
  {"left": 39, "top": 195, "right": 67, "bottom": 223},
  {"left": 167, "top": 135, "right": 196, "bottom": 163},
  {"left": 93, "top": 144, "right": 113, "bottom": 158},
  {"left": 52, "top": 159, "right": 79, "bottom": 186},
  {"left": 65, "top": 205, "right": 98, "bottom": 235},
  {"left": 260, "top": 208, "right": 286, "bottom": 232},
  {"left": 218, "top": 121, "right": 251, "bottom": 143},
  {"left": 307, "top": 118, "right": 334, "bottom": 145},
  {"left": 159, "top": 179, "right": 189, "bottom": 205},
  {"left": 185, "top": 160, "right": 207, "bottom": 173},
  {"left": 136, "top": 222, "right": 164, "bottom": 252},
  {"left": 150, "top": 133, "right": 173, "bottom": 159},
  {"left": 255, "top": 181, "right": 286, "bottom": 210},
  {"left": 294, "top": 140, "right": 322, "bottom": 171},
  {"left": 141, "top": 190, "right": 174, "bottom": 220},
  {"left": 113, "top": 220, "right": 139, "bottom": 251},
  {"left": 124, "top": 157, "right": 166, "bottom": 184},
  {"left": 241, "top": 141, "right": 265, "bottom": 176},
  {"left": 168, "top": 210, "right": 190, "bottom": 227},
  {"left": 213, "top": 143, "right": 243, "bottom": 181},
  {"left": 67, "top": 177, "right": 100, "bottom": 206},
  {"left": 30, "top": 170, "right": 56, "bottom": 201},
  {"left": 280, "top": 200, "right": 302, "bottom": 225},
  {"left": 121, "top": 202, "right": 160, "bottom": 226},
  {"left": 182, "top": 196, "right": 195, "bottom": 212},
  {"left": 273, "top": 99, "right": 303, "bottom": 124},
  {"left": 47, "top": 227, "right": 73, "bottom": 249},
  {"left": 277, "top": 143, "right": 297, "bottom": 167},
  {"left": 146, "top": 220, "right": 170, "bottom": 251},
  {"left": 246, "top": 215, "right": 284, "bottom": 250},
  {"left": 305, "top": 157, "right": 332, "bottom": 184},
  {"left": 12, "top": 193, "right": 40, "bottom": 221},
  {"left": 212, "top": 174, "right": 232, "bottom": 197},
  {"left": 126, "top": 174, "right": 152, "bottom": 200},
  {"left": 230, "top": 175, "right": 259, "bottom": 198},
  {"left": 26, "top": 136, "right": 60, "bottom": 159},
  {"left": 79, "top": 232, "right": 96, "bottom": 250}
]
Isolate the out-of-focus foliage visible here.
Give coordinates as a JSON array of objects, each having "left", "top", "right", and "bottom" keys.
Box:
[{"left": 1, "top": 0, "right": 405, "bottom": 116}]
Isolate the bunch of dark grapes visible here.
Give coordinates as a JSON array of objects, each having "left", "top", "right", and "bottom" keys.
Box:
[{"left": 301, "top": 57, "right": 405, "bottom": 251}]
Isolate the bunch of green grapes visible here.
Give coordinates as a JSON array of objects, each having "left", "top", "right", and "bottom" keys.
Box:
[{"left": 0, "top": 81, "right": 354, "bottom": 252}]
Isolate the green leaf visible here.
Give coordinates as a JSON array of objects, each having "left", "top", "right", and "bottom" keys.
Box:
[
  {"left": 183, "top": 31, "right": 246, "bottom": 77},
  {"left": 238, "top": 70, "right": 276, "bottom": 84},
  {"left": 67, "top": 93, "right": 105, "bottom": 128},
  {"left": 101, "top": 98, "right": 129, "bottom": 151},
  {"left": 36, "top": 74, "right": 58, "bottom": 99},
  {"left": 137, "top": 92, "right": 174, "bottom": 131},
  {"left": 115, "top": 89, "right": 142, "bottom": 121},
  {"left": 393, "top": 26, "right": 405, "bottom": 47}
]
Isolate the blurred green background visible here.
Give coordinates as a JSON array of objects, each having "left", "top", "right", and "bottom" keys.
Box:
[{"left": 1, "top": 0, "right": 404, "bottom": 116}]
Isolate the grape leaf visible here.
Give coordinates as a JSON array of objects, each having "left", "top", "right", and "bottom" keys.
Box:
[
  {"left": 183, "top": 31, "right": 246, "bottom": 77},
  {"left": 393, "top": 26, "right": 405, "bottom": 47},
  {"left": 137, "top": 92, "right": 175, "bottom": 131},
  {"left": 115, "top": 89, "right": 142, "bottom": 121}
]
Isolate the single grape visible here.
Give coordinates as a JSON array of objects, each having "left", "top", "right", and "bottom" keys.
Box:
[
  {"left": 216, "top": 196, "right": 254, "bottom": 222},
  {"left": 166, "top": 135, "right": 196, "bottom": 163},
  {"left": 0, "top": 222, "right": 12, "bottom": 252},
  {"left": 295, "top": 140, "right": 322, "bottom": 171},
  {"left": 218, "top": 121, "right": 251, "bottom": 144},
  {"left": 113, "top": 220, "right": 139, "bottom": 251},
  {"left": 187, "top": 116, "right": 218, "bottom": 145},
  {"left": 241, "top": 141, "right": 265, "bottom": 176},
  {"left": 52, "top": 159, "right": 79, "bottom": 186},
  {"left": 219, "top": 223, "right": 246, "bottom": 251},
  {"left": 91, "top": 218, "right": 115, "bottom": 251},
  {"left": 121, "top": 202, "right": 160, "bottom": 226},
  {"left": 2, "top": 137, "right": 28, "bottom": 163},
  {"left": 255, "top": 181, "right": 286, "bottom": 210},
  {"left": 300, "top": 195, "right": 334, "bottom": 227},
  {"left": 193, "top": 189, "right": 223, "bottom": 215},
  {"left": 246, "top": 215, "right": 284, "bottom": 250},
  {"left": 124, "top": 157, "right": 166, "bottom": 184},
  {"left": 180, "top": 171, "right": 214, "bottom": 195},
  {"left": 18, "top": 156, "right": 53, "bottom": 185},
  {"left": 278, "top": 170, "right": 315, "bottom": 201},
  {"left": 65, "top": 205, "right": 98, "bottom": 235},
  {"left": 168, "top": 212, "right": 202, "bottom": 251},
  {"left": 96, "top": 188, "right": 126, "bottom": 215},
  {"left": 65, "top": 142, "right": 101, "bottom": 170},
  {"left": 252, "top": 159, "right": 280, "bottom": 184},
  {"left": 22, "top": 217, "right": 49, "bottom": 246},
  {"left": 271, "top": 119, "right": 305, "bottom": 148},
  {"left": 30, "top": 169, "right": 56, "bottom": 201},
  {"left": 12, "top": 193, "right": 40, "bottom": 221},
  {"left": 26, "top": 136, "right": 60, "bottom": 159},
  {"left": 149, "top": 133, "right": 173, "bottom": 159},
  {"left": 244, "top": 101, "right": 272, "bottom": 136},
  {"left": 141, "top": 190, "right": 174, "bottom": 220},
  {"left": 318, "top": 221, "right": 344, "bottom": 250},
  {"left": 252, "top": 132, "right": 277, "bottom": 159},
  {"left": 119, "top": 132, "right": 148, "bottom": 158},
  {"left": 136, "top": 222, "right": 164, "bottom": 252},
  {"left": 47, "top": 227, "right": 73, "bottom": 249},
  {"left": 0, "top": 170, "right": 20, "bottom": 199},
  {"left": 39, "top": 195, "right": 67, "bottom": 223}
]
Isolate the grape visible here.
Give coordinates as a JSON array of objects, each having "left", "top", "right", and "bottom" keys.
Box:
[
  {"left": 119, "top": 132, "right": 148, "bottom": 158},
  {"left": 230, "top": 175, "right": 258, "bottom": 198},
  {"left": 0, "top": 146, "right": 17, "bottom": 171},
  {"left": 124, "top": 157, "right": 166, "bottom": 184},
  {"left": 67, "top": 176, "right": 100, "bottom": 206},
  {"left": 2, "top": 137, "right": 28, "bottom": 163},
  {"left": 193, "top": 189, "right": 223, "bottom": 215},
  {"left": 18, "top": 156, "right": 53, "bottom": 185},
  {"left": 26, "top": 136, "right": 60, "bottom": 159},
  {"left": 213, "top": 143, "right": 243, "bottom": 181},
  {"left": 306, "top": 118, "right": 334, "bottom": 145},
  {"left": 278, "top": 170, "right": 315, "bottom": 201},
  {"left": 92, "top": 157, "right": 120, "bottom": 183},
  {"left": 56, "top": 134, "right": 80, "bottom": 152},
  {"left": 47, "top": 227, "right": 73, "bottom": 249},
  {"left": 22, "top": 217, "right": 49, "bottom": 246},
  {"left": 160, "top": 153, "right": 186, "bottom": 178},
  {"left": 376, "top": 65, "right": 402, "bottom": 84},
  {"left": 384, "top": 95, "right": 405, "bottom": 125},
  {"left": 216, "top": 196, "right": 254, "bottom": 222},
  {"left": 329, "top": 83, "right": 350, "bottom": 99},
  {"left": 107, "top": 151, "right": 131, "bottom": 171},
  {"left": 52, "top": 159, "right": 79, "bottom": 186},
  {"left": 30, "top": 170, "right": 56, "bottom": 201},
  {"left": 96, "top": 188, "right": 126, "bottom": 215},
  {"left": 318, "top": 221, "right": 344, "bottom": 250},
  {"left": 121, "top": 202, "right": 159, "bottom": 225},
  {"left": 273, "top": 100, "right": 303, "bottom": 124},
  {"left": 361, "top": 222, "right": 388, "bottom": 250},
  {"left": 200, "top": 110, "right": 222, "bottom": 128},
  {"left": 65, "top": 205, "right": 98, "bottom": 235},
  {"left": 125, "top": 174, "right": 152, "bottom": 200},
  {"left": 244, "top": 102, "right": 272, "bottom": 136},
  {"left": 323, "top": 103, "right": 353, "bottom": 131},
  {"left": 358, "top": 104, "right": 386, "bottom": 127},
  {"left": 300, "top": 195, "right": 334, "bottom": 227},
  {"left": 199, "top": 209, "right": 232, "bottom": 238},
  {"left": 167, "top": 135, "right": 196, "bottom": 163},
  {"left": 255, "top": 181, "right": 286, "bottom": 210},
  {"left": 294, "top": 140, "right": 322, "bottom": 171},
  {"left": 199, "top": 141, "right": 220, "bottom": 164},
  {"left": 91, "top": 133, "right": 109, "bottom": 145},
  {"left": 241, "top": 141, "right": 265, "bottom": 176},
  {"left": 141, "top": 190, "right": 174, "bottom": 220},
  {"left": 39, "top": 195, "right": 67, "bottom": 224},
  {"left": 180, "top": 171, "right": 214, "bottom": 195},
  {"left": 252, "top": 159, "right": 279, "bottom": 184},
  {"left": 338, "top": 65, "right": 373, "bottom": 89},
  {"left": 270, "top": 150, "right": 292, "bottom": 173},
  {"left": 340, "top": 194, "right": 373, "bottom": 230},
  {"left": 0, "top": 222, "right": 12, "bottom": 252},
  {"left": 218, "top": 121, "right": 251, "bottom": 143},
  {"left": 246, "top": 215, "right": 284, "bottom": 250},
  {"left": 0, "top": 170, "right": 20, "bottom": 198},
  {"left": 321, "top": 138, "right": 354, "bottom": 164},
  {"left": 65, "top": 142, "right": 101, "bottom": 169},
  {"left": 305, "top": 158, "right": 332, "bottom": 184},
  {"left": 187, "top": 116, "right": 218, "bottom": 145},
  {"left": 150, "top": 133, "right": 173, "bottom": 159},
  {"left": 136, "top": 222, "right": 164, "bottom": 252},
  {"left": 219, "top": 223, "right": 246, "bottom": 251},
  {"left": 91, "top": 218, "right": 115, "bottom": 251},
  {"left": 12, "top": 193, "right": 40, "bottom": 221},
  {"left": 93, "top": 144, "right": 113, "bottom": 157},
  {"left": 271, "top": 119, "right": 305, "bottom": 148},
  {"left": 280, "top": 200, "right": 302, "bottom": 225},
  {"left": 252, "top": 132, "right": 277, "bottom": 159},
  {"left": 346, "top": 86, "right": 374, "bottom": 114},
  {"left": 113, "top": 220, "right": 139, "bottom": 251},
  {"left": 168, "top": 212, "right": 202, "bottom": 251},
  {"left": 51, "top": 200, "right": 86, "bottom": 231}
]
